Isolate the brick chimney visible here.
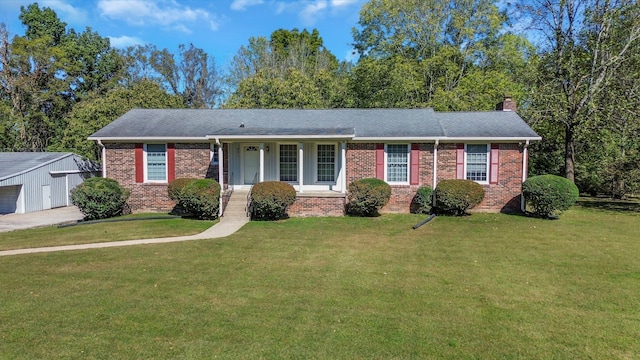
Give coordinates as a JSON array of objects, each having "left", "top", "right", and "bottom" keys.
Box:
[{"left": 496, "top": 96, "right": 517, "bottom": 112}]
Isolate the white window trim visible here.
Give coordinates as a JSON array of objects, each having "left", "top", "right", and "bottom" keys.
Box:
[
  {"left": 384, "top": 143, "right": 410, "bottom": 185},
  {"left": 464, "top": 143, "right": 490, "bottom": 185},
  {"left": 277, "top": 143, "right": 299, "bottom": 183},
  {"left": 315, "top": 143, "right": 338, "bottom": 184},
  {"left": 144, "top": 143, "right": 168, "bottom": 183}
]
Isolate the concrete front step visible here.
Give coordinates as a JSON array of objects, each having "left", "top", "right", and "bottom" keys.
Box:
[{"left": 223, "top": 189, "right": 252, "bottom": 218}]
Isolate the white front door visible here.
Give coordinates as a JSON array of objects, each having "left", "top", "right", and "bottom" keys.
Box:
[
  {"left": 42, "top": 185, "right": 51, "bottom": 210},
  {"left": 243, "top": 145, "right": 260, "bottom": 184}
]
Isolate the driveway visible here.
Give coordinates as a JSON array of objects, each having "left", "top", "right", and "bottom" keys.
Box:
[{"left": 0, "top": 206, "right": 84, "bottom": 233}]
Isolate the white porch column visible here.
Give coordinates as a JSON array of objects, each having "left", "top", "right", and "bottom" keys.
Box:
[
  {"left": 341, "top": 141, "right": 347, "bottom": 193},
  {"left": 217, "top": 141, "right": 224, "bottom": 190},
  {"left": 298, "top": 143, "right": 304, "bottom": 193},
  {"left": 216, "top": 140, "right": 224, "bottom": 217},
  {"left": 259, "top": 143, "right": 265, "bottom": 183}
]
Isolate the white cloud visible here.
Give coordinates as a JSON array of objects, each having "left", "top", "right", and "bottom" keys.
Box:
[
  {"left": 108, "top": 35, "right": 144, "bottom": 48},
  {"left": 210, "top": 19, "right": 221, "bottom": 31},
  {"left": 230, "top": 0, "right": 264, "bottom": 11},
  {"left": 299, "top": 0, "right": 328, "bottom": 26},
  {"left": 98, "top": 0, "right": 213, "bottom": 32},
  {"left": 41, "top": 0, "right": 88, "bottom": 23},
  {"left": 330, "top": 0, "right": 359, "bottom": 8},
  {"left": 0, "top": 0, "right": 88, "bottom": 25}
]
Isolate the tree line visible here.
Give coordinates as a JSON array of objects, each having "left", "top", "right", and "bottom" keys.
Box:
[{"left": 1, "top": 1, "right": 638, "bottom": 198}]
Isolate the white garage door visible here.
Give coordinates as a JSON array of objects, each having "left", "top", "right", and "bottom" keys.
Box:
[{"left": 0, "top": 185, "right": 22, "bottom": 214}]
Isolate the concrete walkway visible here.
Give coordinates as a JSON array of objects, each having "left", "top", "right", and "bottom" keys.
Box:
[
  {"left": 0, "top": 206, "right": 84, "bottom": 233},
  {"left": 0, "top": 190, "right": 250, "bottom": 257}
]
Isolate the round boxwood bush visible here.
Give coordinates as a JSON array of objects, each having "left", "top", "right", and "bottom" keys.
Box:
[
  {"left": 346, "top": 178, "right": 392, "bottom": 217},
  {"left": 522, "top": 174, "right": 579, "bottom": 218},
  {"left": 434, "top": 179, "right": 485, "bottom": 215},
  {"left": 167, "top": 177, "right": 196, "bottom": 201},
  {"left": 70, "top": 177, "right": 130, "bottom": 220},
  {"left": 179, "top": 179, "right": 221, "bottom": 220},
  {"left": 250, "top": 181, "right": 296, "bottom": 220},
  {"left": 411, "top": 186, "right": 434, "bottom": 214}
]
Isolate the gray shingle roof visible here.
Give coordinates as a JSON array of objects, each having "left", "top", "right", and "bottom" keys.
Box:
[
  {"left": 89, "top": 108, "right": 540, "bottom": 141},
  {"left": 0, "top": 152, "right": 73, "bottom": 180}
]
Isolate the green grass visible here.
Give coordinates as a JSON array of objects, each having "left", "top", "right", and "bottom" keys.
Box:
[
  {"left": 0, "top": 201, "right": 639, "bottom": 359},
  {"left": 0, "top": 214, "right": 215, "bottom": 251}
]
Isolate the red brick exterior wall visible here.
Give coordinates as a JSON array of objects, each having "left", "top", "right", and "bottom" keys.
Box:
[
  {"left": 345, "top": 143, "right": 435, "bottom": 214},
  {"left": 288, "top": 196, "right": 346, "bottom": 217},
  {"left": 105, "top": 142, "right": 214, "bottom": 212},
  {"left": 105, "top": 141, "right": 524, "bottom": 215},
  {"left": 346, "top": 143, "right": 376, "bottom": 184},
  {"left": 435, "top": 143, "right": 523, "bottom": 213},
  {"left": 475, "top": 143, "right": 523, "bottom": 212}
]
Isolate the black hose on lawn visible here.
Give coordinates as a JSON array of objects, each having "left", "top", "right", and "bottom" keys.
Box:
[{"left": 412, "top": 214, "right": 436, "bottom": 229}]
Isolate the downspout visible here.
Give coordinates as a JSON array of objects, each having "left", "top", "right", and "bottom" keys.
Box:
[
  {"left": 432, "top": 140, "right": 439, "bottom": 188},
  {"left": 341, "top": 141, "right": 347, "bottom": 194},
  {"left": 521, "top": 140, "right": 529, "bottom": 213},
  {"left": 97, "top": 140, "right": 106, "bottom": 178}
]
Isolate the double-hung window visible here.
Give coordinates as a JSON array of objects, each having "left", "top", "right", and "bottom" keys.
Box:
[
  {"left": 465, "top": 144, "right": 489, "bottom": 183},
  {"left": 386, "top": 144, "right": 410, "bottom": 183},
  {"left": 317, "top": 144, "right": 336, "bottom": 182},
  {"left": 279, "top": 144, "right": 298, "bottom": 182},
  {"left": 145, "top": 144, "right": 167, "bottom": 182}
]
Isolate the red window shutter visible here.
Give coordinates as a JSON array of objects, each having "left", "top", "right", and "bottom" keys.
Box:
[
  {"left": 410, "top": 143, "right": 420, "bottom": 185},
  {"left": 167, "top": 143, "right": 176, "bottom": 183},
  {"left": 456, "top": 144, "right": 465, "bottom": 179},
  {"left": 375, "top": 143, "right": 385, "bottom": 180},
  {"left": 490, "top": 144, "right": 500, "bottom": 184},
  {"left": 135, "top": 143, "right": 144, "bottom": 183}
]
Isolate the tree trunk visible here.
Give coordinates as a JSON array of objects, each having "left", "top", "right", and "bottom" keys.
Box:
[{"left": 564, "top": 125, "right": 575, "bottom": 182}]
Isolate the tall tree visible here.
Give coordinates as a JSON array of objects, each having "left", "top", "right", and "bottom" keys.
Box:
[
  {"left": 351, "top": 0, "right": 533, "bottom": 109},
  {"left": 225, "top": 28, "right": 349, "bottom": 109},
  {"left": 519, "top": 0, "right": 640, "bottom": 182},
  {"left": 0, "top": 4, "right": 123, "bottom": 151},
  {"left": 54, "top": 80, "right": 184, "bottom": 161},
  {"left": 121, "top": 43, "right": 220, "bottom": 108}
]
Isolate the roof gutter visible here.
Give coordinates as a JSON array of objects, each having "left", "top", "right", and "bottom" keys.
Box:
[
  {"left": 354, "top": 136, "right": 542, "bottom": 142},
  {"left": 206, "top": 134, "right": 355, "bottom": 140},
  {"left": 88, "top": 136, "right": 209, "bottom": 141}
]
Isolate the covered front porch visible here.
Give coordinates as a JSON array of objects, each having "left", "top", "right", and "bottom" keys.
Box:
[{"left": 212, "top": 140, "right": 349, "bottom": 194}]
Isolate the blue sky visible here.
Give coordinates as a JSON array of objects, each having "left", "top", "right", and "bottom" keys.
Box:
[{"left": 0, "top": 0, "right": 366, "bottom": 67}]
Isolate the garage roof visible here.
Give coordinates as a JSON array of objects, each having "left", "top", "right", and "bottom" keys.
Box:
[{"left": 0, "top": 152, "right": 74, "bottom": 181}]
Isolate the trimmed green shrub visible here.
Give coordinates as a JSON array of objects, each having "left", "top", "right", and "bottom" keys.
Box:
[
  {"left": 346, "top": 178, "right": 392, "bottom": 217},
  {"left": 434, "top": 179, "right": 485, "bottom": 215},
  {"left": 411, "top": 186, "right": 433, "bottom": 214},
  {"left": 167, "top": 177, "right": 196, "bottom": 201},
  {"left": 250, "top": 181, "right": 296, "bottom": 220},
  {"left": 71, "top": 177, "right": 130, "bottom": 220},
  {"left": 522, "top": 174, "right": 579, "bottom": 218},
  {"left": 179, "top": 179, "right": 221, "bottom": 220}
]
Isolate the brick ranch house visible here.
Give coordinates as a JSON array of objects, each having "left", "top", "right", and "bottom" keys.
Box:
[{"left": 88, "top": 98, "right": 540, "bottom": 216}]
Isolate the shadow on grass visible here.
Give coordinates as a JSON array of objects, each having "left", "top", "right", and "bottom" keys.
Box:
[{"left": 576, "top": 197, "right": 640, "bottom": 213}]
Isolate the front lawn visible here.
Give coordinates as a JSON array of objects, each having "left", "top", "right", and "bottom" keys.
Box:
[
  {"left": 0, "top": 214, "right": 215, "bottom": 251},
  {"left": 0, "top": 201, "right": 638, "bottom": 358}
]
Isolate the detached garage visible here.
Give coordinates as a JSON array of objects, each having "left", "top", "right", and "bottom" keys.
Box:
[{"left": 0, "top": 152, "right": 99, "bottom": 214}]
